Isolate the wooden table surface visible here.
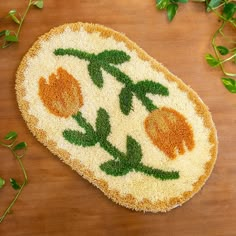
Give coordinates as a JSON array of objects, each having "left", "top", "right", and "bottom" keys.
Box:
[{"left": 0, "top": 0, "right": 235, "bottom": 235}]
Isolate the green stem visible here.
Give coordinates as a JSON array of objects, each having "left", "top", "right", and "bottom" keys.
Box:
[
  {"left": 0, "top": 181, "right": 26, "bottom": 223},
  {"left": 220, "top": 53, "right": 236, "bottom": 64},
  {"left": 211, "top": 21, "right": 236, "bottom": 77},
  {"left": 54, "top": 48, "right": 95, "bottom": 61},
  {"left": 135, "top": 163, "right": 179, "bottom": 180},
  {"left": 209, "top": 6, "right": 236, "bottom": 28},
  {"left": 135, "top": 94, "right": 158, "bottom": 112},
  {"left": 100, "top": 63, "right": 133, "bottom": 86},
  {"left": 0, "top": 143, "right": 28, "bottom": 223},
  {"left": 99, "top": 140, "right": 126, "bottom": 160},
  {"left": 16, "top": 0, "right": 33, "bottom": 37},
  {"left": 219, "top": 29, "right": 236, "bottom": 43},
  {"left": 12, "top": 150, "right": 28, "bottom": 182},
  {"left": 0, "top": 141, "right": 11, "bottom": 148},
  {"left": 2, "top": 0, "right": 33, "bottom": 48},
  {"left": 212, "top": 21, "right": 225, "bottom": 59}
]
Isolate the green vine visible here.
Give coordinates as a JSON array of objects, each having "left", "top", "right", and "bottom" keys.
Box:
[
  {"left": 0, "top": 132, "right": 28, "bottom": 223},
  {"left": 54, "top": 48, "right": 169, "bottom": 114},
  {"left": 155, "top": 0, "right": 236, "bottom": 93},
  {"left": 0, "top": 0, "right": 44, "bottom": 48},
  {"left": 63, "top": 108, "right": 179, "bottom": 180}
]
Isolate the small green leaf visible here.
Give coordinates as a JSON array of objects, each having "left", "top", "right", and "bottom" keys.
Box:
[
  {"left": 97, "top": 50, "right": 131, "bottom": 65},
  {"left": 205, "top": 54, "right": 220, "bottom": 67},
  {"left": 4, "top": 131, "right": 18, "bottom": 141},
  {"left": 223, "top": 2, "right": 236, "bottom": 20},
  {"left": 63, "top": 130, "right": 97, "bottom": 147},
  {"left": 216, "top": 46, "right": 229, "bottom": 56},
  {"left": 5, "top": 35, "right": 18, "bottom": 42},
  {"left": 167, "top": 4, "right": 178, "bottom": 22},
  {"left": 156, "top": 0, "right": 170, "bottom": 10},
  {"left": 8, "top": 9, "right": 20, "bottom": 24},
  {"left": 33, "top": 0, "right": 44, "bottom": 9},
  {"left": 5, "top": 30, "right": 10, "bottom": 36},
  {"left": 13, "top": 142, "right": 27, "bottom": 151},
  {"left": 100, "top": 160, "right": 131, "bottom": 176},
  {"left": 207, "top": 0, "right": 222, "bottom": 12},
  {"left": 119, "top": 87, "right": 133, "bottom": 115},
  {"left": 0, "top": 178, "right": 5, "bottom": 188},
  {"left": 221, "top": 78, "right": 236, "bottom": 93},
  {"left": 8, "top": 9, "right": 16, "bottom": 16},
  {"left": 10, "top": 178, "right": 21, "bottom": 190},
  {"left": 95, "top": 108, "right": 111, "bottom": 140},
  {"left": 11, "top": 15, "right": 21, "bottom": 25},
  {"left": 126, "top": 136, "right": 142, "bottom": 166},
  {"left": 87, "top": 62, "right": 103, "bottom": 88}
]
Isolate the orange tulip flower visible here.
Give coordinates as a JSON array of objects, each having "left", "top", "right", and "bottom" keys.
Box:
[
  {"left": 144, "top": 107, "right": 194, "bottom": 159},
  {"left": 39, "top": 67, "right": 83, "bottom": 118}
]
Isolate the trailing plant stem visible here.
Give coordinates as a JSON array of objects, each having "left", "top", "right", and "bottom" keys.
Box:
[
  {"left": 16, "top": 0, "right": 33, "bottom": 37},
  {"left": 0, "top": 142, "right": 28, "bottom": 223},
  {"left": 0, "top": 181, "right": 27, "bottom": 223},
  {"left": 211, "top": 21, "right": 236, "bottom": 77},
  {"left": 2, "top": 0, "right": 40, "bottom": 48}
]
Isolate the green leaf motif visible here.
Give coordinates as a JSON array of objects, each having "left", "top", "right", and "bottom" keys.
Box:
[
  {"left": 223, "top": 2, "right": 236, "bottom": 20},
  {"left": 63, "top": 130, "right": 97, "bottom": 147},
  {"left": 95, "top": 108, "right": 111, "bottom": 140},
  {"left": 100, "top": 160, "right": 131, "bottom": 176},
  {"left": 216, "top": 46, "right": 229, "bottom": 56},
  {"left": 88, "top": 61, "right": 103, "bottom": 88},
  {"left": 4, "top": 131, "right": 18, "bottom": 141},
  {"left": 10, "top": 178, "right": 21, "bottom": 190},
  {"left": 0, "top": 177, "right": 5, "bottom": 188},
  {"left": 97, "top": 50, "right": 130, "bottom": 65},
  {"left": 205, "top": 54, "right": 220, "bottom": 67},
  {"left": 126, "top": 136, "right": 142, "bottom": 166},
  {"left": 134, "top": 80, "right": 169, "bottom": 96},
  {"left": 119, "top": 87, "right": 133, "bottom": 115},
  {"left": 167, "top": 4, "right": 178, "bottom": 22},
  {"left": 13, "top": 142, "right": 27, "bottom": 151},
  {"left": 221, "top": 78, "right": 236, "bottom": 93},
  {"left": 207, "top": 0, "right": 222, "bottom": 12}
]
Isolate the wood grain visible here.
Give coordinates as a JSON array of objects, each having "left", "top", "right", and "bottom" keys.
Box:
[{"left": 0, "top": 0, "right": 235, "bottom": 235}]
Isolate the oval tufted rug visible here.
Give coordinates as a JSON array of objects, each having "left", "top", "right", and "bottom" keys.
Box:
[{"left": 16, "top": 22, "right": 218, "bottom": 212}]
